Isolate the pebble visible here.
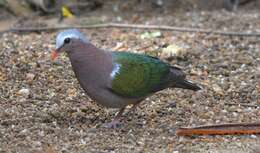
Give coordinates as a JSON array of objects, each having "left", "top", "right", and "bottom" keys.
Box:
[
  {"left": 250, "top": 135, "right": 257, "bottom": 139},
  {"left": 212, "top": 84, "right": 224, "bottom": 95},
  {"left": 26, "top": 73, "right": 35, "bottom": 82},
  {"left": 161, "top": 44, "right": 188, "bottom": 58},
  {"left": 18, "top": 88, "right": 30, "bottom": 98}
]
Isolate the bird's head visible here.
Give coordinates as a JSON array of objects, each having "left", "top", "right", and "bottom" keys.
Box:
[{"left": 52, "top": 29, "right": 89, "bottom": 60}]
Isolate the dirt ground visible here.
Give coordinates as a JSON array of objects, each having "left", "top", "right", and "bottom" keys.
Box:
[{"left": 0, "top": 3, "right": 260, "bottom": 153}]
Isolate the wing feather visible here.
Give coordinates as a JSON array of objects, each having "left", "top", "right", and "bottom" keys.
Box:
[{"left": 109, "top": 52, "right": 172, "bottom": 98}]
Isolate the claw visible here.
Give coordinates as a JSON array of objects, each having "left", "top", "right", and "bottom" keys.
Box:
[
  {"left": 103, "top": 120, "right": 121, "bottom": 128},
  {"left": 103, "top": 107, "right": 125, "bottom": 128}
]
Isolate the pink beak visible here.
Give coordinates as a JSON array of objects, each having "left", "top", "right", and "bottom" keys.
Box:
[{"left": 51, "top": 50, "right": 58, "bottom": 60}]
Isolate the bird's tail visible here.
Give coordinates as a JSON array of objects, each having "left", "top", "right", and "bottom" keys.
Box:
[
  {"left": 174, "top": 80, "right": 201, "bottom": 91},
  {"left": 169, "top": 66, "right": 201, "bottom": 91}
]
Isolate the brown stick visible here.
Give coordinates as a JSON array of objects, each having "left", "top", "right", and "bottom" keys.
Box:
[
  {"left": 176, "top": 123, "right": 260, "bottom": 136},
  {"left": 3, "top": 23, "right": 260, "bottom": 37}
]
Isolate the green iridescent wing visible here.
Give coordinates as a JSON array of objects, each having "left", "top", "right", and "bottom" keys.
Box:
[{"left": 110, "top": 52, "right": 172, "bottom": 98}]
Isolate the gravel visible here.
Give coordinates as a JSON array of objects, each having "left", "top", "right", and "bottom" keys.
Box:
[{"left": 0, "top": 7, "right": 259, "bottom": 153}]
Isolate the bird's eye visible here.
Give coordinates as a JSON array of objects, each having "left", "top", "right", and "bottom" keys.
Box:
[{"left": 64, "top": 38, "right": 71, "bottom": 44}]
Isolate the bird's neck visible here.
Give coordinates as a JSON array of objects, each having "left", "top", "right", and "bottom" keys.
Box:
[
  {"left": 69, "top": 42, "right": 106, "bottom": 59},
  {"left": 68, "top": 42, "right": 112, "bottom": 86}
]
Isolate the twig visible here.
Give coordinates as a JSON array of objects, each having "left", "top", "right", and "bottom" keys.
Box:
[
  {"left": 176, "top": 123, "right": 260, "bottom": 136},
  {"left": 2, "top": 23, "right": 260, "bottom": 37}
]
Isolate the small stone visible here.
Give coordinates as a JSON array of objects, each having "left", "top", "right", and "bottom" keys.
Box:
[
  {"left": 21, "top": 129, "right": 28, "bottom": 134},
  {"left": 190, "top": 69, "right": 202, "bottom": 76},
  {"left": 18, "top": 88, "right": 30, "bottom": 98},
  {"left": 140, "top": 31, "right": 162, "bottom": 39},
  {"left": 161, "top": 44, "right": 188, "bottom": 58},
  {"left": 232, "top": 112, "right": 238, "bottom": 117},
  {"left": 26, "top": 73, "right": 35, "bottom": 82},
  {"left": 66, "top": 88, "right": 77, "bottom": 100},
  {"left": 236, "top": 108, "right": 242, "bottom": 113},
  {"left": 80, "top": 139, "right": 86, "bottom": 144},
  {"left": 112, "top": 42, "right": 128, "bottom": 51},
  {"left": 250, "top": 135, "right": 257, "bottom": 139},
  {"left": 212, "top": 84, "right": 224, "bottom": 95}
]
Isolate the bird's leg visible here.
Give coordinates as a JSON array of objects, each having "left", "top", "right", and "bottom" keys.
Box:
[
  {"left": 126, "top": 102, "right": 141, "bottom": 116},
  {"left": 104, "top": 107, "right": 125, "bottom": 128}
]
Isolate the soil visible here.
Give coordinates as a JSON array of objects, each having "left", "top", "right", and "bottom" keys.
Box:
[{"left": 0, "top": 2, "right": 259, "bottom": 153}]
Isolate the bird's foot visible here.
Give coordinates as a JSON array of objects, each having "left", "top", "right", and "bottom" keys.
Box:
[
  {"left": 103, "top": 119, "right": 121, "bottom": 128},
  {"left": 125, "top": 102, "right": 140, "bottom": 116},
  {"left": 103, "top": 107, "right": 125, "bottom": 128}
]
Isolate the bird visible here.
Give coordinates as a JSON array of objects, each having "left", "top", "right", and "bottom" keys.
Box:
[{"left": 52, "top": 29, "right": 201, "bottom": 128}]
